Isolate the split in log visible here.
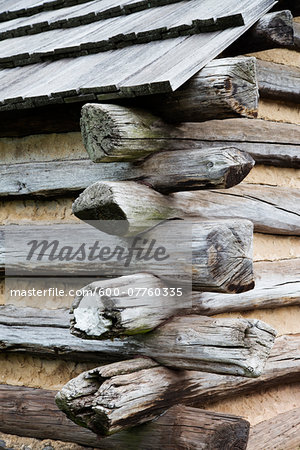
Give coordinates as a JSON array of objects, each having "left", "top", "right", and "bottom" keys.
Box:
[
  {"left": 73, "top": 181, "right": 300, "bottom": 236},
  {"left": 1, "top": 219, "right": 254, "bottom": 293},
  {"left": 0, "top": 146, "right": 254, "bottom": 197},
  {"left": 247, "top": 407, "right": 300, "bottom": 450},
  {"left": 0, "top": 385, "right": 250, "bottom": 449},
  {"left": 71, "top": 314, "right": 276, "bottom": 376},
  {"left": 80, "top": 103, "right": 300, "bottom": 167},
  {"left": 138, "top": 56, "right": 259, "bottom": 122},
  {"left": 56, "top": 333, "right": 298, "bottom": 436},
  {"left": 226, "top": 10, "right": 294, "bottom": 54},
  {"left": 70, "top": 273, "right": 191, "bottom": 338},
  {"left": 192, "top": 258, "right": 300, "bottom": 315},
  {"left": 257, "top": 59, "right": 300, "bottom": 103}
]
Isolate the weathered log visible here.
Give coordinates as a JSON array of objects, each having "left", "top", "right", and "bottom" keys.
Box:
[
  {"left": 192, "top": 258, "right": 300, "bottom": 315},
  {"left": 80, "top": 104, "right": 300, "bottom": 167},
  {"left": 0, "top": 304, "right": 276, "bottom": 375},
  {"left": 1, "top": 219, "right": 254, "bottom": 293},
  {"left": 257, "top": 59, "right": 300, "bottom": 103},
  {"left": 70, "top": 273, "right": 191, "bottom": 338},
  {"left": 73, "top": 181, "right": 300, "bottom": 236},
  {"left": 56, "top": 333, "right": 298, "bottom": 436},
  {"left": 0, "top": 386, "right": 250, "bottom": 450},
  {"left": 72, "top": 314, "right": 276, "bottom": 376},
  {"left": 141, "top": 56, "right": 258, "bottom": 122},
  {"left": 247, "top": 407, "right": 300, "bottom": 450},
  {"left": 71, "top": 259, "right": 300, "bottom": 335},
  {"left": 0, "top": 146, "right": 254, "bottom": 197},
  {"left": 227, "top": 10, "right": 294, "bottom": 54}
]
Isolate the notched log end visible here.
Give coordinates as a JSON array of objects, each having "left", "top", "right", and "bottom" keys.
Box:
[
  {"left": 72, "top": 181, "right": 129, "bottom": 235},
  {"left": 224, "top": 149, "right": 255, "bottom": 188},
  {"left": 80, "top": 103, "right": 121, "bottom": 163}
]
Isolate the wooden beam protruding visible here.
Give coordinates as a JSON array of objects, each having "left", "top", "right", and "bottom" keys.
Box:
[
  {"left": 141, "top": 56, "right": 258, "bottom": 122},
  {"left": 72, "top": 181, "right": 300, "bottom": 236},
  {"left": 0, "top": 146, "right": 254, "bottom": 197},
  {"left": 80, "top": 103, "right": 300, "bottom": 167},
  {"left": 0, "top": 385, "right": 250, "bottom": 449}
]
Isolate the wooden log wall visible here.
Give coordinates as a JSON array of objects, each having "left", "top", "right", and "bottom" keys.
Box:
[{"left": 0, "top": 7, "right": 299, "bottom": 448}]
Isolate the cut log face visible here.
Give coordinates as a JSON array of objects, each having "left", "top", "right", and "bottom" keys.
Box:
[
  {"left": 144, "top": 56, "right": 259, "bottom": 122},
  {"left": 247, "top": 407, "right": 300, "bottom": 450},
  {"left": 0, "top": 146, "right": 255, "bottom": 197},
  {"left": 70, "top": 273, "right": 191, "bottom": 338},
  {"left": 73, "top": 180, "right": 300, "bottom": 236}
]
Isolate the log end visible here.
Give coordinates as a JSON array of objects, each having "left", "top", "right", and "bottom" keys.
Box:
[
  {"left": 80, "top": 103, "right": 121, "bottom": 163},
  {"left": 224, "top": 149, "right": 255, "bottom": 188},
  {"left": 72, "top": 181, "right": 130, "bottom": 235}
]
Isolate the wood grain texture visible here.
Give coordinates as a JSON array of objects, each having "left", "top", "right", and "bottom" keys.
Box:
[
  {"left": 73, "top": 181, "right": 300, "bottom": 236},
  {"left": 80, "top": 104, "right": 300, "bottom": 167},
  {"left": 247, "top": 407, "right": 300, "bottom": 450},
  {"left": 257, "top": 58, "right": 300, "bottom": 103},
  {"left": 0, "top": 387, "right": 250, "bottom": 449},
  {"left": 139, "top": 56, "right": 259, "bottom": 122},
  {"left": 70, "top": 273, "right": 191, "bottom": 338},
  {"left": 192, "top": 259, "right": 300, "bottom": 315},
  {"left": 0, "top": 146, "right": 254, "bottom": 197},
  {"left": 56, "top": 333, "right": 297, "bottom": 435},
  {"left": 71, "top": 314, "right": 276, "bottom": 376},
  {"left": 0, "top": 307, "right": 277, "bottom": 375},
  {"left": 1, "top": 219, "right": 254, "bottom": 293},
  {"left": 294, "top": 21, "right": 300, "bottom": 51}
]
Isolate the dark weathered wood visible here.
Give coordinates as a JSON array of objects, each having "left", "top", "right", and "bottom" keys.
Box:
[
  {"left": 80, "top": 104, "right": 300, "bottom": 167},
  {"left": 73, "top": 181, "right": 300, "bottom": 236},
  {"left": 192, "top": 259, "right": 300, "bottom": 315},
  {"left": 0, "top": 146, "right": 254, "bottom": 197},
  {"left": 247, "top": 407, "right": 300, "bottom": 450},
  {"left": 70, "top": 273, "right": 191, "bottom": 338},
  {"left": 56, "top": 333, "right": 298, "bottom": 435},
  {"left": 141, "top": 56, "right": 259, "bottom": 122},
  {"left": 227, "top": 10, "right": 294, "bottom": 54},
  {"left": 0, "top": 386, "right": 250, "bottom": 449},
  {"left": 1, "top": 219, "right": 254, "bottom": 293},
  {"left": 257, "top": 59, "right": 300, "bottom": 103},
  {"left": 0, "top": 384, "right": 101, "bottom": 448}
]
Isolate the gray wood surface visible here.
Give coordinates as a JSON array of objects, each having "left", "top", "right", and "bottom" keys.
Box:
[
  {"left": 0, "top": 385, "right": 250, "bottom": 449},
  {"left": 0, "top": 146, "right": 254, "bottom": 197},
  {"left": 80, "top": 103, "right": 300, "bottom": 167},
  {"left": 70, "top": 273, "right": 191, "bottom": 338},
  {"left": 247, "top": 407, "right": 300, "bottom": 450},
  {"left": 1, "top": 219, "right": 254, "bottom": 293},
  {"left": 257, "top": 59, "right": 300, "bottom": 103},
  {"left": 56, "top": 333, "right": 298, "bottom": 435},
  {"left": 193, "top": 259, "right": 300, "bottom": 315},
  {"left": 139, "top": 56, "right": 259, "bottom": 122},
  {"left": 294, "top": 21, "right": 300, "bottom": 51},
  {"left": 73, "top": 180, "right": 300, "bottom": 236},
  {"left": 71, "top": 315, "right": 276, "bottom": 376},
  {"left": 0, "top": 0, "right": 276, "bottom": 110}
]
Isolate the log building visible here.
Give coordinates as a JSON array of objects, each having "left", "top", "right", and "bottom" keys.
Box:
[{"left": 0, "top": 0, "right": 299, "bottom": 449}]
